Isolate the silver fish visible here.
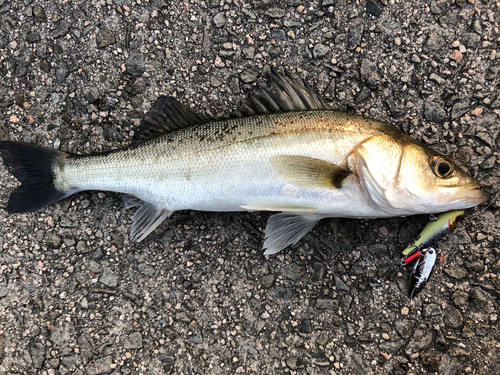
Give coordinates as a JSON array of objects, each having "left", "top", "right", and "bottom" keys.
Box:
[{"left": 0, "top": 70, "right": 489, "bottom": 254}]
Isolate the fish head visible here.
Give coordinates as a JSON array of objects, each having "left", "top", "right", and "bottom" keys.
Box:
[{"left": 352, "top": 135, "right": 489, "bottom": 215}]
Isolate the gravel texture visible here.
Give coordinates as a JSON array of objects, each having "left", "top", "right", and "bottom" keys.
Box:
[{"left": 0, "top": 0, "right": 499, "bottom": 374}]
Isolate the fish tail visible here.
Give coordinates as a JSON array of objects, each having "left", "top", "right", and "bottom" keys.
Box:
[{"left": 0, "top": 140, "right": 72, "bottom": 213}]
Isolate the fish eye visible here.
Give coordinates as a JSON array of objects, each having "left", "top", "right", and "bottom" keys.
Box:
[{"left": 430, "top": 156, "right": 454, "bottom": 178}]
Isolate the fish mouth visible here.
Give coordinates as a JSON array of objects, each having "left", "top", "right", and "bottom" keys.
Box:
[{"left": 442, "top": 183, "right": 489, "bottom": 208}]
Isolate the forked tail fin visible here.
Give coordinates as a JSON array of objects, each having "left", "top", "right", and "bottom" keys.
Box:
[{"left": 0, "top": 140, "right": 72, "bottom": 213}]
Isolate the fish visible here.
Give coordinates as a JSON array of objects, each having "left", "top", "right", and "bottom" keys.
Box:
[
  {"left": 0, "top": 70, "right": 489, "bottom": 254},
  {"left": 408, "top": 247, "right": 437, "bottom": 299},
  {"left": 401, "top": 209, "right": 464, "bottom": 261}
]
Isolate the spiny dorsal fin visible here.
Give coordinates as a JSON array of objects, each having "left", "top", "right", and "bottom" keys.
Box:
[
  {"left": 233, "top": 69, "right": 330, "bottom": 117},
  {"left": 271, "top": 155, "right": 351, "bottom": 189},
  {"left": 137, "top": 96, "right": 210, "bottom": 140}
]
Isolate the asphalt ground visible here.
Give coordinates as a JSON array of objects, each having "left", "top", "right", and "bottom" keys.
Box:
[{"left": 0, "top": 0, "right": 499, "bottom": 374}]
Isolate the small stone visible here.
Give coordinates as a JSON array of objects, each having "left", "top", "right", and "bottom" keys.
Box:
[
  {"left": 321, "top": 0, "right": 337, "bottom": 5},
  {"left": 265, "top": 8, "right": 286, "bottom": 18},
  {"left": 461, "top": 32, "right": 480, "bottom": 48},
  {"left": 406, "top": 324, "right": 433, "bottom": 355},
  {"left": 87, "top": 356, "right": 113, "bottom": 375},
  {"left": 420, "top": 351, "right": 441, "bottom": 372},
  {"left": 241, "top": 70, "right": 258, "bottom": 83},
  {"left": 316, "top": 299, "right": 338, "bottom": 310},
  {"left": 334, "top": 276, "right": 349, "bottom": 292},
  {"left": 214, "top": 55, "right": 225, "bottom": 68},
  {"left": 311, "top": 353, "right": 330, "bottom": 366},
  {"left": 423, "top": 304, "right": 442, "bottom": 317},
  {"left": 449, "top": 50, "right": 463, "bottom": 62},
  {"left": 55, "top": 62, "right": 68, "bottom": 83},
  {"left": 99, "top": 270, "right": 118, "bottom": 288},
  {"left": 301, "top": 320, "right": 312, "bottom": 333},
  {"left": 96, "top": 28, "right": 116, "bottom": 48},
  {"left": 213, "top": 12, "right": 226, "bottom": 27},
  {"left": 47, "top": 234, "right": 62, "bottom": 249},
  {"left": 444, "top": 266, "right": 468, "bottom": 280},
  {"left": 125, "top": 52, "right": 145, "bottom": 77},
  {"left": 424, "top": 102, "right": 447, "bottom": 123},
  {"left": 0, "top": 286, "right": 8, "bottom": 298},
  {"left": 262, "top": 274, "right": 274, "bottom": 288},
  {"left": 360, "top": 58, "right": 380, "bottom": 87},
  {"left": 423, "top": 32, "right": 445, "bottom": 52},
  {"left": 33, "top": 5, "right": 47, "bottom": 22},
  {"left": 443, "top": 306, "right": 463, "bottom": 328},
  {"left": 29, "top": 342, "right": 46, "bottom": 369},
  {"left": 51, "top": 20, "right": 72, "bottom": 38},
  {"left": 9, "top": 114, "right": 19, "bottom": 123},
  {"left": 411, "top": 54, "right": 421, "bottom": 63},
  {"left": 26, "top": 31, "right": 41, "bottom": 43},
  {"left": 282, "top": 263, "right": 304, "bottom": 280},
  {"left": 429, "top": 73, "right": 446, "bottom": 85},
  {"left": 138, "top": 263, "right": 155, "bottom": 277},
  {"left": 480, "top": 156, "right": 496, "bottom": 170},
  {"left": 124, "top": 332, "right": 143, "bottom": 349},
  {"left": 476, "top": 132, "right": 494, "bottom": 147},
  {"left": 313, "top": 43, "right": 329, "bottom": 58},
  {"left": 242, "top": 47, "right": 255, "bottom": 59},
  {"left": 451, "top": 291, "right": 469, "bottom": 307},
  {"left": 347, "top": 24, "right": 364, "bottom": 50},
  {"left": 470, "top": 107, "right": 483, "bottom": 116},
  {"left": 76, "top": 241, "right": 90, "bottom": 254},
  {"left": 210, "top": 76, "right": 222, "bottom": 87},
  {"left": 401, "top": 306, "right": 409, "bottom": 316},
  {"left": 451, "top": 100, "right": 470, "bottom": 119},
  {"left": 366, "top": 0, "right": 382, "bottom": 17}
]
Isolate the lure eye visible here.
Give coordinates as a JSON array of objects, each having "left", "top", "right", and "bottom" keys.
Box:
[{"left": 430, "top": 156, "right": 454, "bottom": 178}]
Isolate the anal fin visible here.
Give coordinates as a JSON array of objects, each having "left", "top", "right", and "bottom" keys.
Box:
[
  {"left": 263, "top": 213, "right": 320, "bottom": 255},
  {"left": 125, "top": 196, "right": 172, "bottom": 242}
]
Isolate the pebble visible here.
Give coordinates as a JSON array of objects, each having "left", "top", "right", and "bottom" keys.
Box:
[
  {"left": 33, "top": 5, "right": 47, "bottom": 22},
  {"left": 87, "top": 356, "right": 113, "bottom": 375},
  {"left": 405, "top": 324, "right": 433, "bottom": 355},
  {"left": 124, "top": 332, "right": 143, "bottom": 349},
  {"left": 125, "top": 52, "right": 146, "bottom": 77},
  {"left": 347, "top": 24, "right": 364, "bottom": 50},
  {"left": 461, "top": 32, "right": 480, "bottom": 48},
  {"left": 0, "top": 286, "right": 8, "bottom": 298},
  {"left": 470, "top": 107, "right": 483, "bottom": 116},
  {"left": 451, "top": 100, "right": 470, "bottom": 119},
  {"left": 213, "top": 12, "right": 226, "bottom": 28},
  {"left": 240, "top": 69, "right": 258, "bottom": 83},
  {"left": 313, "top": 43, "right": 329, "bottom": 58},
  {"left": 366, "top": 0, "right": 382, "bottom": 17},
  {"left": 96, "top": 28, "right": 116, "bottom": 48},
  {"left": 424, "top": 102, "right": 447, "bottom": 123},
  {"left": 51, "top": 20, "right": 72, "bottom": 38},
  {"left": 401, "top": 306, "right": 409, "bottom": 316},
  {"left": 424, "top": 304, "right": 442, "bottom": 317},
  {"left": 138, "top": 263, "right": 155, "bottom": 277},
  {"left": 265, "top": 8, "right": 285, "bottom": 18},
  {"left": 443, "top": 306, "right": 463, "bottom": 328},
  {"left": 99, "top": 270, "right": 118, "bottom": 288},
  {"left": 423, "top": 32, "right": 445, "bottom": 52},
  {"left": 449, "top": 50, "right": 463, "bottom": 62}
]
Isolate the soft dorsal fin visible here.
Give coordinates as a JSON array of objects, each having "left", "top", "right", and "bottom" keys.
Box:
[
  {"left": 233, "top": 69, "right": 330, "bottom": 117},
  {"left": 137, "top": 96, "right": 210, "bottom": 140}
]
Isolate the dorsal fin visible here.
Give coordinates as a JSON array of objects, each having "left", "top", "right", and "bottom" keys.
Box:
[
  {"left": 233, "top": 69, "right": 330, "bottom": 117},
  {"left": 137, "top": 96, "right": 210, "bottom": 140}
]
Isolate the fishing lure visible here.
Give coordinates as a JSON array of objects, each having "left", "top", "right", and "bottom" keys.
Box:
[
  {"left": 401, "top": 210, "right": 464, "bottom": 263},
  {"left": 408, "top": 247, "right": 437, "bottom": 298}
]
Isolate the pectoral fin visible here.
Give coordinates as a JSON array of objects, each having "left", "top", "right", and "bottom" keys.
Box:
[
  {"left": 270, "top": 155, "right": 351, "bottom": 189},
  {"left": 263, "top": 213, "right": 321, "bottom": 255},
  {"left": 125, "top": 196, "right": 172, "bottom": 242}
]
